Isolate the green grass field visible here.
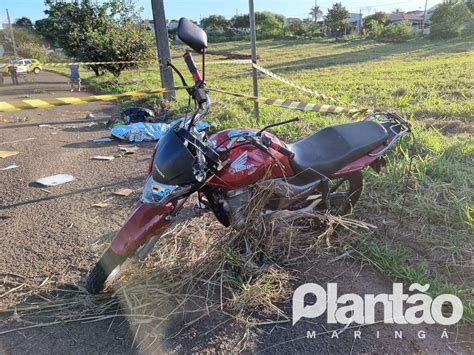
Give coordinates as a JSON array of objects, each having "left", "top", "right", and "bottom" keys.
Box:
[{"left": 51, "top": 36, "right": 474, "bottom": 321}]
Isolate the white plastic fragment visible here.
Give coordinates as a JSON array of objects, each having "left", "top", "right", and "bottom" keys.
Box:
[
  {"left": 93, "top": 137, "right": 113, "bottom": 143},
  {"left": 92, "top": 156, "right": 115, "bottom": 161},
  {"left": 1, "top": 165, "right": 18, "bottom": 171},
  {"left": 35, "top": 174, "right": 75, "bottom": 186}
]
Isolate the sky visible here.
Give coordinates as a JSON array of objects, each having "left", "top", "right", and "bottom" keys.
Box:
[{"left": 1, "top": 0, "right": 442, "bottom": 24}]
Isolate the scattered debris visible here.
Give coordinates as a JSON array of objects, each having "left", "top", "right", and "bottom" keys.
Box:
[
  {"left": 1, "top": 165, "right": 18, "bottom": 171},
  {"left": 85, "top": 113, "right": 95, "bottom": 119},
  {"left": 121, "top": 107, "right": 155, "bottom": 124},
  {"left": 111, "top": 122, "right": 169, "bottom": 142},
  {"left": 91, "top": 156, "right": 115, "bottom": 161},
  {"left": 35, "top": 174, "right": 75, "bottom": 187},
  {"left": 0, "top": 138, "right": 35, "bottom": 145},
  {"left": 39, "top": 124, "right": 53, "bottom": 128},
  {"left": 51, "top": 132, "right": 58, "bottom": 135},
  {"left": 119, "top": 145, "right": 139, "bottom": 154},
  {"left": 40, "top": 188, "right": 52, "bottom": 194},
  {"left": 88, "top": 122, "right": 98, "bottom": 128},
  {"left": 93, "top": 201, "right": 110, "bottom": 208},
  {"left": 110, "top": 117, "right": 208, "bottom": 142},
  {"left": 93, "top": 137, "right": 113, "bottom": 143},
  {"left": 93, "top": 197, "right": 113, "bottom": 208},
  {"left": 0, "top": 151, "right": 19, "bottom": 159},
  {"left": 113, "top": 188, "right": 134, "bottom": 197}
]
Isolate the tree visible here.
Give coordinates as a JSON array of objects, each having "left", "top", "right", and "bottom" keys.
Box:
[
  {"left": 255, "top": 12, "right": 286, "bottom": 36},
  {"left": 309, "top": 5, "right": 323, "bottom": 22},
  {"left": 429, "top": 1, "right": 472, "bottom": 39},
  {"left": 324, "top": 3, "right": 350, "bottom": 34},
  {"left": 201, "top": 15, "right": 229, "bottom": 32},
  {"left": 288, "top": 20, "right": 305, "bottom": 36},
  {"left": 466, "top": 0, "right": 474, "bottom": 13},
  {"left": 36, "top": 0, "right": 155, "bottom": 76},
  {"left": 231, "top": 14, "right": 249, "bottom": 29},
  {"left": 363, "top": 12, "right": 388, "bottom": 30},
  {"left": 35, "top": 18, "right": 59, "bottom": 44},
  {"left": 14, "top": 17, "right": 33, "bottom": 29},
  {"left": 231, "top": 12, "right": 286, "bottom": 37}
]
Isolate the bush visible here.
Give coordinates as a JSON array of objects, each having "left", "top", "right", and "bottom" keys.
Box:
[
  {"left": 378, "top": 20, "right": 413, "bottom": 42},
  {"left": 429, "top": 1, "right": 473, "bottom": 39},
  {"left": 17, "top": 42, "right": 50, "bottom": 62},
  {"left": 365, "top": 19, "right": 385, "bottom": 38}
]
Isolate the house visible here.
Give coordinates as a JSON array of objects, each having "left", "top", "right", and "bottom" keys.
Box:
[
  {"left": 144, "top": 19, "right": 180, "bottom": 31},
  {"left": 388, "top": 12, "right": 424, "bottom": 32},
  {"left": 286, "top": 18, "right": 301, "bottom": 26},
  {"left": 347, "top": 13, "right": 363, "bottom": 33}
]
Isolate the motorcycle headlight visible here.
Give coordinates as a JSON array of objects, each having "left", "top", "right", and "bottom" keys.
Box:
[{"left": 141, "top": 176, "right": 192, "bottom": 204}]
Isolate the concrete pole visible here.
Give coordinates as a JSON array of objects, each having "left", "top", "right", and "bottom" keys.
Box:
[
  {"left": 6, "top": 9, "right": 18, "bottom": 59},
  {"left": 248, "top": 0, "right": 260, "bottom": 122},
  {"left": 422, "top": 0, "right": 428, "bottom": 33},
  {"left": 151, "top": 0, "right": 175, "bottom": 100}
]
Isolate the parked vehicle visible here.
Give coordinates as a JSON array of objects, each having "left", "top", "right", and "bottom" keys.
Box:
[
  {"left": 86, "top": 18, "right": 411, "bottom": 294},
  {"left": 1, "top": 58, "right": 42, "bottom": 76}
]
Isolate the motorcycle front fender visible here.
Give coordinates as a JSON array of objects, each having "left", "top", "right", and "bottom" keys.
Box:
[{"left": 111, "top": 201, "right": 174, "bottom": 256}]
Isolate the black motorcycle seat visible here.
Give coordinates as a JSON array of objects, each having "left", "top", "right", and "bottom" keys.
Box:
[{"left": 288, "top": 121, "right": 388, "bottom": 178}]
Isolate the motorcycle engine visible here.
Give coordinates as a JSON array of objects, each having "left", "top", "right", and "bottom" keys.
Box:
[
  {"left": 224, "top": 188, "right": 250, "bottom": 229},
  {"left": 205, "top": 188, "right": 250, "bottom": 229}
]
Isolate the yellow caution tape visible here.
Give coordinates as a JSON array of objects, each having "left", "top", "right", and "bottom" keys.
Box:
[
  {"left": 208, "top": 87, "right": 369, "bottom": 117},
  {"left": 0, "top": 87, "right": 189, "bottom": 113},
  {"left": 42, "top": 60, "right": 156, "bottom": 67},
  {"left": 38, "top": 59, "right": 251, "bottom": 67},
  {"left": 252, "top": 63, "right": 363, "bottom": 109},
  {"left": 206, "top": 59, "right": 252, "bottom": 65}
]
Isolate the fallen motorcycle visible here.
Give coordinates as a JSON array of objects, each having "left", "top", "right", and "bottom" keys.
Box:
[{"left": 86, "top": 18, "right": 411, "bottom": 294}]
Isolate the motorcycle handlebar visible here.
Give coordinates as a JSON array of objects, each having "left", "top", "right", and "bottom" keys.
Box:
[
  {"left": 274, "top": 144, "right": 295, "bottom": 159},
  {"left": 183, "top": 51, "right": 202, "bottom": 83}
]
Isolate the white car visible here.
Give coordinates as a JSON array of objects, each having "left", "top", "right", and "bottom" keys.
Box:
[{"left": 1, "top": 58, "right": 43, "bottom": 76}]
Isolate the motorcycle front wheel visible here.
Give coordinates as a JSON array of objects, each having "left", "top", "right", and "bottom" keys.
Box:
[{"left": 85, "top": 248, "right": 128, "bottom": 294}]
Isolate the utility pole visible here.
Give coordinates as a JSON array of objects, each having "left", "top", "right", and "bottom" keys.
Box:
[
  {"left": 151, "top": 0, "right": 175, "bottom": 100},
  {"left": 6, "top": 9, "right": 18, "bottom": 59},
  {"left": 422, "top": 0, "right": 428, "bottom": 33},
  {"left": 314, "top": 0, "right": 317, "bottom": 21},
  {"left": 359, "top": 8, "right": 362, "bottom": 34},
  {"left": 248, "top": 0, "right": 259, "bottom": 122}
]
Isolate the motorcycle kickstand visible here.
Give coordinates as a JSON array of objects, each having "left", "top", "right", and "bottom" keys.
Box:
[{"left": 319, "top": 179, "right": 331, "bottom": 210}]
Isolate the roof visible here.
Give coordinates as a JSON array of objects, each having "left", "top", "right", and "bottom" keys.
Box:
[{"left": 389, "top": 12, "right": 423, "bottom": 22}]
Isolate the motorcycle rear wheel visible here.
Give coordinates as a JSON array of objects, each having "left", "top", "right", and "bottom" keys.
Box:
[
  {"left": 85, "top": 248, "right": 128, "bottom": 294},
  {"left": 327, "top": 171, "right": 364, "bottom": 215}
]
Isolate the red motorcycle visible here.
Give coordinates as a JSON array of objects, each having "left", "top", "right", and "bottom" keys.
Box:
[{"left": 86, "top": 18, "right": 411, "bottom": 293}]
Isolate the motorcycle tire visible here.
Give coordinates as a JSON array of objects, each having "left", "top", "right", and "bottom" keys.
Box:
[
  {"left": 85, "top": 248, "right": 128, "bottom": 294},
  {"left": 328, "top": 171, "right": 364, "bottom": 215}
]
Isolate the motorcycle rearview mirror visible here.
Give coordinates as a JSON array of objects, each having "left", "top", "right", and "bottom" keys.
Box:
[
  {"left": 177, "top": 17, "right": 208, "bottom": 83},
  {"left": 177, "top": 18, "right": 208, "bottom": 54}
]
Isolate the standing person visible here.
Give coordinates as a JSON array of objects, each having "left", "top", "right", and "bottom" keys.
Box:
[
  {"left": 8, "top": 65, "right": 19, "bottom": 85},
  {"left": 69, "top": 64, "right": 81, "bottom": 92}
]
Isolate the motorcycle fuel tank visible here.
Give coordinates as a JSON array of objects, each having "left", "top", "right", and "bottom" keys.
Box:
[{"left": 208, "top": 128, "right": 294, "bottom": 189}]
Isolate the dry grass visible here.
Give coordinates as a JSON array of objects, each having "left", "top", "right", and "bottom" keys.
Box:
[{"left": 0, "top": 184, "right": 374, "bottom": 351}]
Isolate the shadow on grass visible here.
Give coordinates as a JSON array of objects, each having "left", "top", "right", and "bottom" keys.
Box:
[{"left": 264, "top": 38, "right": 473, "bottom": 73}]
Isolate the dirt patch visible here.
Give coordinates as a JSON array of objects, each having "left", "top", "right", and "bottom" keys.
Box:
[{"left": 421, "top": 118, "right": 474, "bottom": 135}]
